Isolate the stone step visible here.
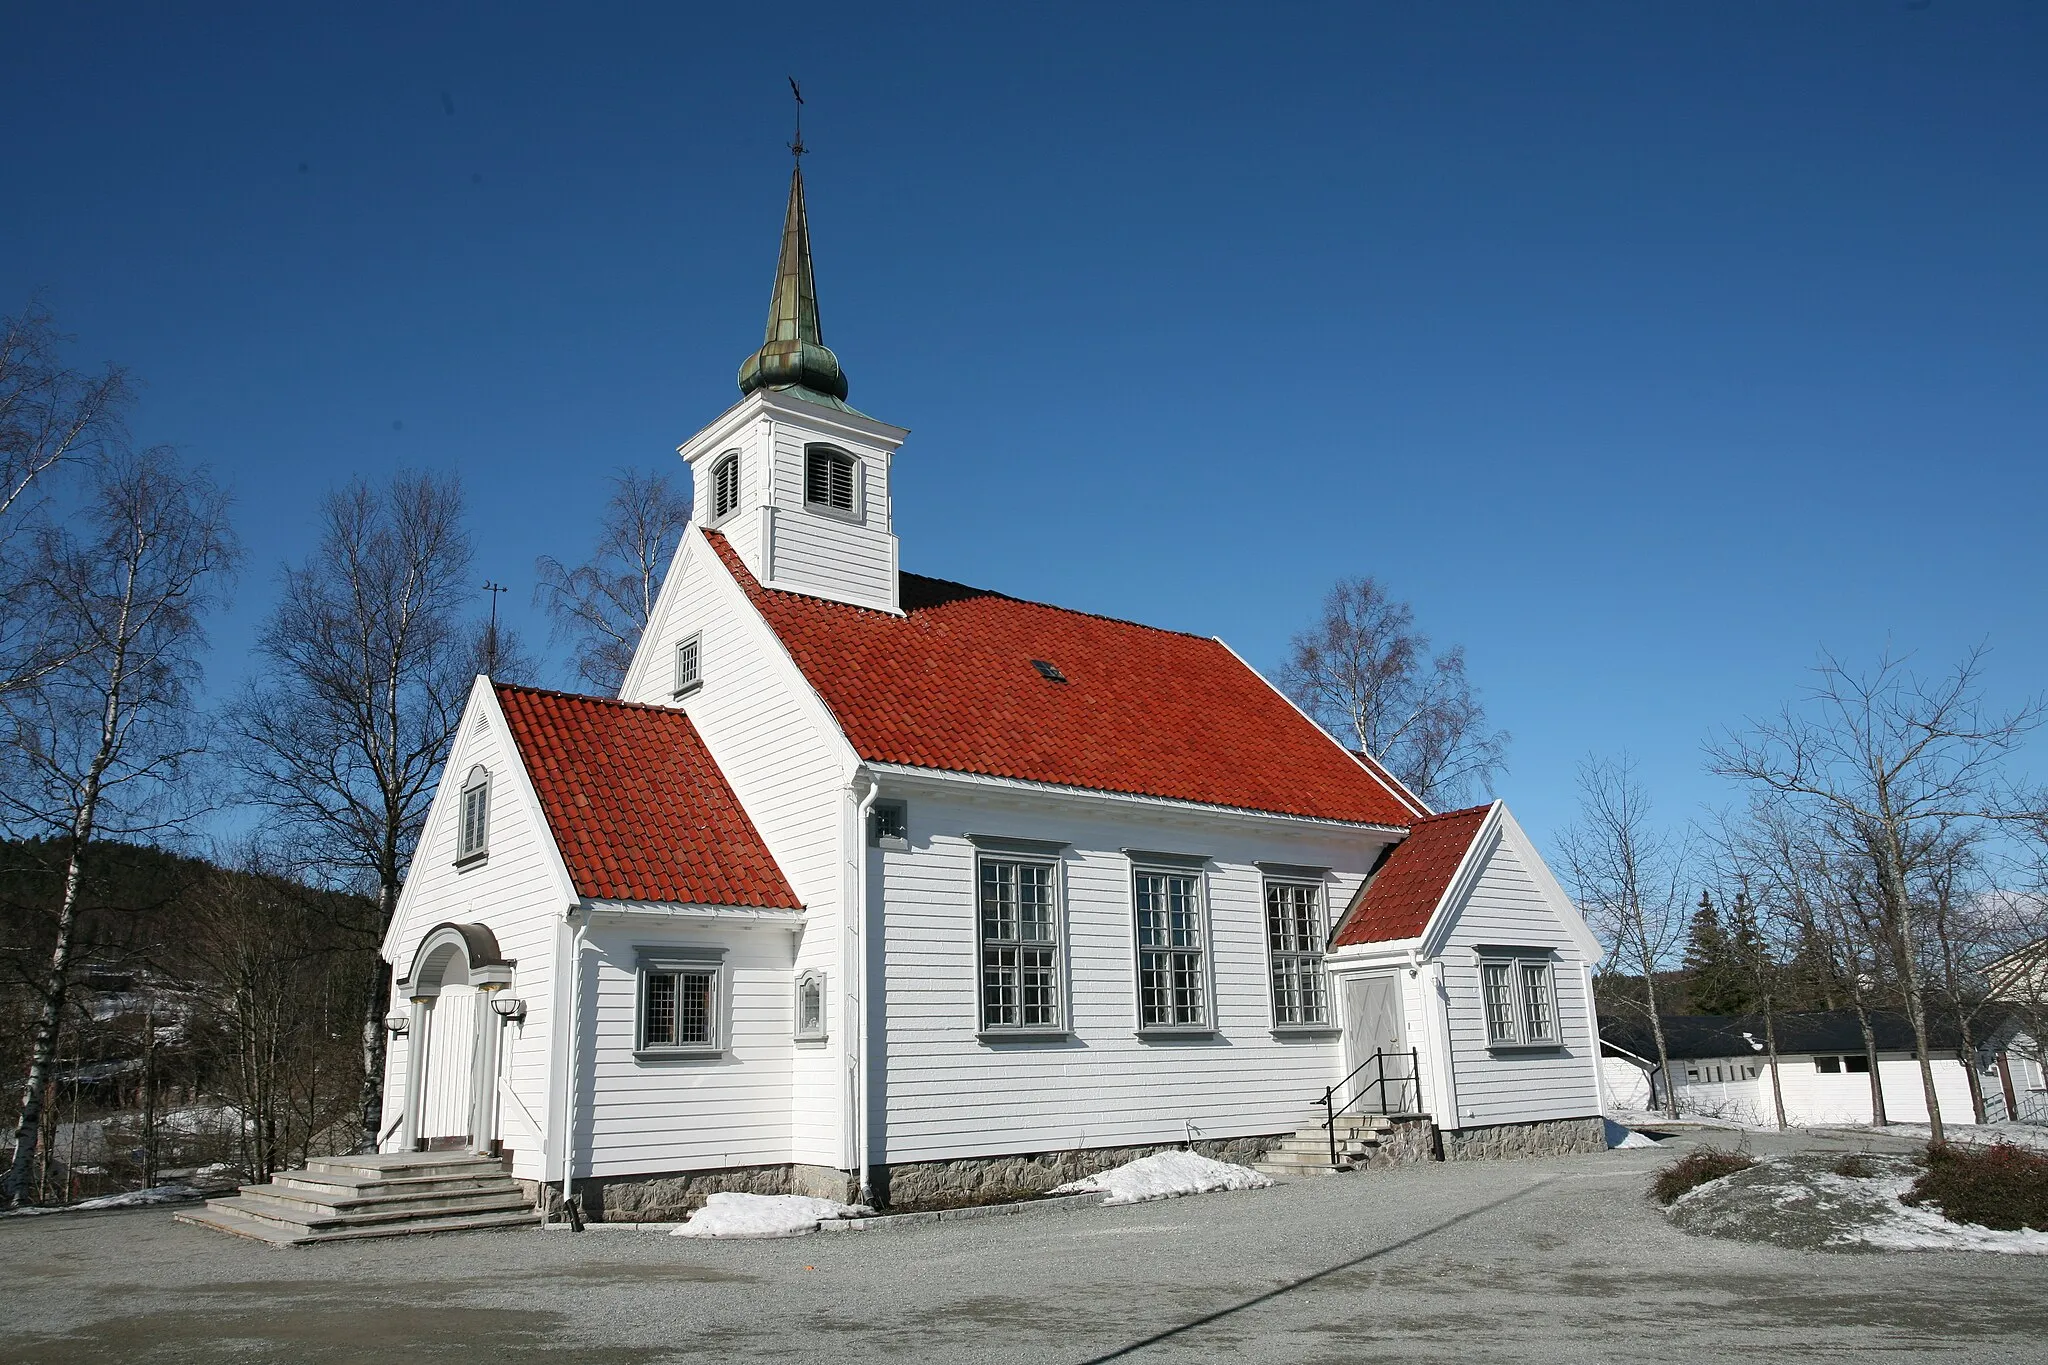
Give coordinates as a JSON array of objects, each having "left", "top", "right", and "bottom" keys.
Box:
[
  {"left": 236, "top": 1180, "right": 528, "bottom": 1219},
  {"left": 274, "top": 1170, "right": 514, "bottom": 1199},
  {"left": 198, "top": 1188, "right": 530, "bottom": 1239},
  {"left": 304, "top": 1153, "right": 505, "bottom": 1182},
  {"left": 175, "top": 1202, "right": 536, "bottom": 1247}
]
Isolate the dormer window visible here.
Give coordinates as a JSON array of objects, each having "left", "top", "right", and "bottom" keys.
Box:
[
  {"left": 457, "top": 765, "right": 490, "bottom": 865},
  {"left": 803, "top": 445, "right": 858, "bottom": 517},
  {"left": 710, "top": 452, "right": 741, "bottom": 522},
  {"left": 674, "top": 632, "right": 702, "bottom": 697}
]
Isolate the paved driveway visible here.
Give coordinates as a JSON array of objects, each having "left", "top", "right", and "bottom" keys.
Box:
[{"left": 4, "top": 1130, "right": 2043, "bottom": 1363}]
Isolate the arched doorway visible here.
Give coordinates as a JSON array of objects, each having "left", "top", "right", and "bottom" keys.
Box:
[{"left": 399, "top": 923, "right": 515, "bottom": 1154}]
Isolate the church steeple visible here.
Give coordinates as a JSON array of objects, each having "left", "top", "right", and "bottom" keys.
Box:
[{"left": 737, "top": 165, "right": 850, "bottom": 403}]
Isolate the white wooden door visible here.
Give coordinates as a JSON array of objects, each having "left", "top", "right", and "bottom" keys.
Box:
[
  {"left": 1341, "top": 974, "right": 1412, "bottom": 1113},
  {"left": 421, "top": 985, "right": 478, "bottom": 1145}
]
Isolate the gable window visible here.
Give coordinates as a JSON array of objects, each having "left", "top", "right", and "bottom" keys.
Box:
[
  {"left": 795, "top": 970, "right": 827, "bottom": 1041},
  {"left": 978, "top": 855, "right": 1062, "bottom": 1033},
  {"left": 1479, "top": 953, "right": 1559, "bottom": 1047},
  {"left": 1135, "top": 867, "right": 1208, "bottom": 1030},
  {"left": 710, "top": 451, "right": 741, "bottom": 522},
  {"left": 456, "top": 766, "right": 490, "bottom": 864},
  {"left": 636, "top": 946, "right": 724, "bottom": 1057},
  {"left": 803, "top": 445, "right": 858, "bottom": 516},
  {"left": 674, "top": 632, "right": 702, "bottom": 697},
  {"left": 1265, "top": 880, "right": 1327, "bottom": 1026}
]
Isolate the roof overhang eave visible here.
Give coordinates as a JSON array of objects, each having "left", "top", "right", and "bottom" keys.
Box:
[
  {"left": 864, "top": 761, "right": 1409, "bottom": 835},
  {"left": 580, "top": 900, "right": 806, "bottom": 930}
]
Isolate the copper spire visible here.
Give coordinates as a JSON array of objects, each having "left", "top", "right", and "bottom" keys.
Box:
[{"left": 737, "top": 163, "right": 849, "bottom": 402}]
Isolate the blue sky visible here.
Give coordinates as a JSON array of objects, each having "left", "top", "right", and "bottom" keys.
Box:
[{"left": 4, "top": 3, "right": 2043, "bottom": 849}]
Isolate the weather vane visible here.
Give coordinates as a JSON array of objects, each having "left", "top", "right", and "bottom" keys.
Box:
[
  {"left": 481, "top": 579, "right": 507, "bottom": 634},
  {"left": 788, "top": 76, "right": 806, "bottom": 161}
]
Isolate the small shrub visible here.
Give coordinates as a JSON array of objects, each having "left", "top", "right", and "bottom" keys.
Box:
[
  {"left": 1650, "top": 1147, "right": 1756, "bottom": 1206},
  {"left": 1901, "top": 1142, "right": 2048, "bottom": 1232},
  {"left": 1832, "top": 1153, "right": 1882, "bottom": 1179}
]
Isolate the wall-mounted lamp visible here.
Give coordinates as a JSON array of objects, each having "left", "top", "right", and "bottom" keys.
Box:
[
  {"left": 384, "top": 1011, "right": 410, "bottom": 1036},
  {"left": 490, "top": 996, "right": 527, "bottom": 1022}
]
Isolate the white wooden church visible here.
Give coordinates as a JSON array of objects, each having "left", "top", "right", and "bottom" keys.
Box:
[{"left": 375, "top": 165, "right": 1607, "bottom": 1220}]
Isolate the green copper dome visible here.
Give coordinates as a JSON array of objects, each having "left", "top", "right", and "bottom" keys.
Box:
[{"left": 738, "top": 165, "right": 850, "bottom": 403}]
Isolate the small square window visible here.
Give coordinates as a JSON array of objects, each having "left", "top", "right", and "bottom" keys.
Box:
[
  {"left": 870, "top": 800, "right": 908, "bottom": 849},
  {"left": 1815, "top": 1056, "right": 1842, "bottom": 1074},
  {"left": 674, "top": 632, "right": 702, "bottom": 696},
  {"left": 795, "top": 970, "right": 827, "bottom": 1041},
  {"left": 1843, "top": 1054, "right": 1871, "bottom": 1074},
  {"left": 642, "top": 970, "right": 715, "bottom": 1049}
]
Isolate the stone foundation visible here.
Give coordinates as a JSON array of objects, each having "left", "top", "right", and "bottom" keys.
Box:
[
  {"left": 1356, "top": 1116, "right": 1442, "bottom": 1168},
  {"left": 557, "top": 1137, "right": 1287, "bottom": 1221},
  {"left": 1439, "top": 1115, "right": 1605, "bottom": 1161},
  {"left": 873, "top": 1134, "right": 1284, "bottom": 1207}
]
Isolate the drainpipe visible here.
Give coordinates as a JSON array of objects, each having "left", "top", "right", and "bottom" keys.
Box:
[
  {"left": 849, "top": 770, "right": 880, "bottom": 1205},
  {"left": 555, "top": 906, "right": 590, "bottom": 1228}
]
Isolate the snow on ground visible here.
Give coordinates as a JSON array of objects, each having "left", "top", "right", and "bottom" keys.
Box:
[
  {"left": 1817, "top": 1121, "right": 2048, "bottom": 1153},
  {"left": 1667, "top": 1154, "right": 2048, "bottom": 1256},
  {"left": 1, "top": 1184, "right": 208, "bottom": 1218},
  {"left": 670, "top": 1193, "right": 872, "bottom": 1239},
  {"left": 1052, "top": 1151, "right": 1271, "bottom": 1207},
  {"left": 1603, "top": 1118, "right": 1660, "bottom": 1149}
]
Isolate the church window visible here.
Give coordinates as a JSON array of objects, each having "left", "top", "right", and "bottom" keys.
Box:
[
  {"left": 1478, "top": 953, "right": 1558, "bottom": 1047},
  {"left": 1264, "top": 880, "right": 1327, "bottom": 1026},
  {"left": 710, "top": 452, "right": 741, "bottom": 522},
  {"left": 795, "top": 970, "right": 827, "bottom": 1041},
  {"left": 674, "top": 632, "right": 702, "bottom": 697},
  {"left": 456, "top": 766, "right": 490, "bottom": 864},
  {"left": 870, "top": 800, "right": 908, "bottom": 849},
  {"left": 978, "top": 855, "right": 1062, "bottom": 1032},
  {"left": 636, "top": 947, "right": 724, "bottom": 1056},
  {"left": 1135, "top": 867, "right": 1209, "bottom": 1030},
  {"left": 804, "top": 445, "right": 858, "bottom": 516}
]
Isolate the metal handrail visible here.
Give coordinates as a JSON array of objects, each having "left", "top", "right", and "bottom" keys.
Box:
[{"left": 1313, "top": 1047, "right": 1422, "bottom": 1167}]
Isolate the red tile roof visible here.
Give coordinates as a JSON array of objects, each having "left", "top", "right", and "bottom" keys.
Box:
[
  {"left": 494, "top": 684, "right": 799, "bottom": 907},
  {"left": 1329, "top": 803, "right": 1495, "bottom": 947},
  {"left": 707, "top": 534, "right": 1414, "bottom": 826}
]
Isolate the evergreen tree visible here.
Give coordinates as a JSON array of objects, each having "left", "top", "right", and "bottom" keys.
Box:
[{"left": 1683, "top": 890, "right": 1753, "bottom": 1014}]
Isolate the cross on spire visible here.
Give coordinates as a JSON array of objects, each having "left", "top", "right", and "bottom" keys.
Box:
[{"left": 788, "top": 76, "right": 806, "bottom": 162}]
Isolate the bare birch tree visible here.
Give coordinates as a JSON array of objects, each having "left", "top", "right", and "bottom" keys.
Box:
[
  {"left": 1557, "top": 755, "right": 1687, "bottom": 1118},
  {"left": 0, "top": 452, "right": 238, "bottom": 1204},
  {"left": 0, "top": 303, "right": 132, "bottom": 699},
  {"left": 1278, "top": 575, "right": 1508, "bottom": 807},
  {"left": 228, "top": 471, "right": 474, "bottom": 1151},
  {"left": 534, "top": 468, "right": 691, "bottom": 693},
  {"left": 1708, "top": 647, "right": 2042, "bottom": 1142}
]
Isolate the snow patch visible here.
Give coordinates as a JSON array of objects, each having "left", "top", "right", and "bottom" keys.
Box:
[
  {"left": 1052, "top": 1151, "right": 1271, "bottom": 1206},
  {"left": 2, "top": 1184, "right": 208, "bottom": 1217},
  {"left": 670, "top": 1193, "right": 872, "bottom": 1239},
  {"left": 1604, "top": 1118, "right": 1660, "bottom": 1149}
]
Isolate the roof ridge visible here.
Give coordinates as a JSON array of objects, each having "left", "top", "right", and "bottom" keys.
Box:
[
  {"left": 706, "top": 530, "right": 1220, "bottom": 644},
  {"left": 1411, "top": 802, "right": 1494, "bottom": 825},
  {"left": 493, "top": 681, "right": 685, "bottom": 716}
]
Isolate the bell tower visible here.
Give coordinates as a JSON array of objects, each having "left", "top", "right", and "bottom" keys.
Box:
[{"left": 680, "top": 152, "right": 907, "bottom": 615}]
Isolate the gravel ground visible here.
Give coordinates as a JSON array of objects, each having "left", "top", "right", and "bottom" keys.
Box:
[{"left": 4, "top": 1128, "right": 2045, "bottom": 1364}]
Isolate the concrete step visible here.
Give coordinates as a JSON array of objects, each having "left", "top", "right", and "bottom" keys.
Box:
[
  {"left": 175, "top": 1202, "right": 536, "bottom": 1247},
  {"left": 273, "top": 1170, "right": 514, "bottom": 1200},
  {"left": 304, "top": 1153, "right": 505, "bottom": 1182}
]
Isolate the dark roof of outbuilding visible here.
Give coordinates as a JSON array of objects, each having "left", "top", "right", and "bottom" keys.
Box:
[{"left": 1599, "top": 1010, "right": 1983, "bottom": 1062}]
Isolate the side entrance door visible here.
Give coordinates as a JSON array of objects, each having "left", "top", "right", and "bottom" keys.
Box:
[
  {"left": 420, "top": 984, "right": 479, "bottom": 1149},
  {"left": 1341, "top": 973, "right": 1413, "bottom": 1113}
]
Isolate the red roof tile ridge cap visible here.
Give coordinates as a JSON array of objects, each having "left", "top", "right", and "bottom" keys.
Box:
[
  {"left": 1403, "top": 802, "right": 1496, "bottom": 829},
  {"left": 492, "top": 681, "right": 691, "bottom": 717},
  {"left": 705, "top": 530, "right": 1221, "bottom": 644}
]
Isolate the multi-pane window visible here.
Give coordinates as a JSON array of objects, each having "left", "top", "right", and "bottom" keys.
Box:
[
  {"left": 1481, "top": 956, "right": 1559, "bottom": 1046},
  {"left": 1136, "top": 870, "right": 1207, "bottom": 1028},
  {"left": 457, "top": 767, "right": 490, "bottom": 862},
  {"left": 870, "top": 800, "right": 908, "bottom": 848},
  {"left": 804, "top": 446, "right": 857, "bottom": 514},
  {"left": 1265, "top": 881, "right": 1327, "bottom": 1025},
  {"left": 711, "top": 452, "right": 741, "bottom": 521},
  {"left": 674, "top": 632, "right": 701, "bottom": 696},
  {"left": 1520, "top": 962, "right": 1555, "bottom": 1042},
  {"left": 979, "top": 857, "right": 1060, "bottom": 1030},
  {"left": 794, "top": 970, "right": 826, "bottom": 1041},
  {"left": 641, "top": 969, "right": 715, "bottom": 1049}
]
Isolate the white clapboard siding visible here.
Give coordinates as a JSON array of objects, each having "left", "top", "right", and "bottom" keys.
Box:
[
  {"left": 1435, "top": 836, "right": 1603, "bottom": 1129},
  {"left": 575, "top": 925, "right": 796, "bottom": 1177},
  {"left": 381, "top": 687, "right": 569, "bottom": 1181},
  {"left": 1679, "top": 1053, "right": 1979, "bottom": 1127},
  {"left": 762, "top": 425, "right": 895, "bottom": 608},
  {"left": 872, "top": 785, "right": 1387, "bottom": 1164},
  {"left": 619, "top": 533, "right": 853, "bottom": 1167}
]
